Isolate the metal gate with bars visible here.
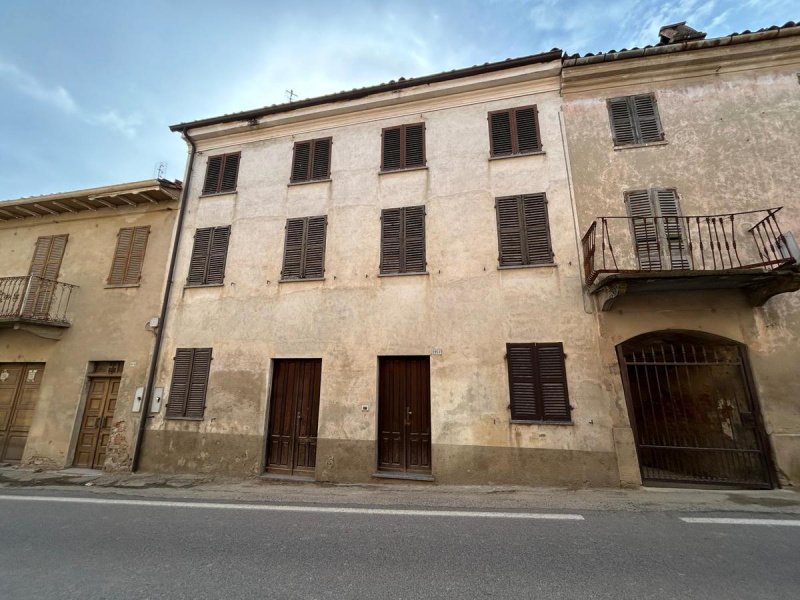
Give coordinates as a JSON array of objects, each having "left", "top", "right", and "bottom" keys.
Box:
[{"left": 618, "top": 332, "right": 774, "bottom": 488}]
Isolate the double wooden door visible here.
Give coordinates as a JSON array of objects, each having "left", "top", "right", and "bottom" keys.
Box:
[
  {"left": 266, "top": 359, "right": 321, "bottom": 475},
  {"left": 0, "top": 363, "right": 45, "bottom": 463},
  {"left": 73, "top": 376, "right": 120, "bottom": 469},
  {"left": 378, "top": 356, "right": 432, "bottom": 473}
]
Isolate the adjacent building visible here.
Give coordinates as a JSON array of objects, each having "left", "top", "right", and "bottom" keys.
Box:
[{"left": 0, "top": 180, "right": 180, "bottom": 470}]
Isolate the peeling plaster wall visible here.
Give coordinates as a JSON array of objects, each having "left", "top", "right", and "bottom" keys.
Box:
[
  {"left": 0, "top": 205, "right": 178, "bottom": 470},
  {"left": 141, "top": 62, "right": 621, "bottom": 485},
  {"left": 562, "top": 44, "right": 800, "bottom": 485}
]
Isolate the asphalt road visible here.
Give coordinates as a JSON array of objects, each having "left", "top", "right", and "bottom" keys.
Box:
[{"left": 0, "top": 490, "right": 798, "bottom": 599}]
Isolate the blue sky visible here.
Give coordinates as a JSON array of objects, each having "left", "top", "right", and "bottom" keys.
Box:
[{"left": 0, "top": 0, "right": 796, "bottom": 199}]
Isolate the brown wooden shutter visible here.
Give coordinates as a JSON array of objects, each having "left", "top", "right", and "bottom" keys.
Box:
[
  {"left": 205, "top": 226, "right": 230, "bottom": 285},
  {"left": 489, "top": 110, "right": 513, "bottom": 156},
  {"left": 166, "top": 348, "right": 212, "bottom": 419},
  {"left": 404, "top": 124, "right": 425, "bottom": 168},
  {"left": 515, "top": 106, "right": 541, "bottom": 153},
  {"left": 654, "top": 188, "right": 688, "bottom": 269},
  {"left": 220, "top": 153, "right": 241, "bottom": 192},
  {"left": 202, "top": 155, "right": 223, "bottom": 194},
  {"left": 403, "top": 206, "right": 426, "bottom": 273},
  {"left": 281, "top": 218, "right": 305, "bottom": 279},
  {"left": 608, "top": 97, "right": 636, "bottom": 146},
  {"left": 291, "top": 142, "right": 311, "bottom": 182},
  {"left": 507, "top": 343, "right": 570, "bottom": 422},
  {"left": 108, "top": 226, "right": 150, "bottom": 286},
  {"left": 625, "top": 190, "right": 661, "bottom": 270},
  {"left": 25, "top": 234, "right": 68, "bottom": 316},
  {"left": 381, "top": 127, "right": 402, "bottom": 171},
  {"left": 522, "top": 194, "right": 553, "bottom": 265},
  {"left": 187, "top": 227, "right": 212, "bottom": 285},
  {"left": 380, "top": 208, "right": 402, "bottom": 274},
  {"left": 632, "top": 95, "right": 663, "bottom": 144},
  {"left": 496, "top": 196, "right": 524, "bottom": 266},
  {"left": 303, "top": 216, "right": 327, "bottom": 278},
  {"left": 311, "top": 138, "right": 331, "bottom": 180}
]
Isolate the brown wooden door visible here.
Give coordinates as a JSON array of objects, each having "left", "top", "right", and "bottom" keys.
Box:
[
  {"left": 73, "top": 376, "right": 120, "bottom": 469},
  {"left": 378, "top": 356, "right": 431, "bottom": 473},
  {"left": 266, "top": 359, "right": 321, "bottom": 475},
  {"left": 0, "top": 363, "right": 45, "bottom": 463}
]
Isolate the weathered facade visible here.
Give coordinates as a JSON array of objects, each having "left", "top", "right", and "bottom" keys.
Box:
[
  {"left": 0, "top": 180, "right": 180, "bottom": 470},
  {"left": 132, "top": 20, "right": 800, "bottom": 488},
  {"left": 562, "top": 23, "right": 800, "bottom": 487}
]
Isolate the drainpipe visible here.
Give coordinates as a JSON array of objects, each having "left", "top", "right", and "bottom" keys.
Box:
[{"left": 131, "top": 129, "right": 196, "bottom": 472}]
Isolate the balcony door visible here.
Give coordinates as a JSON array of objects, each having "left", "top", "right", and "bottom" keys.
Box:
[
  {"left": 23, "top": 234, "right": 68, "bottom": 319},
  {"left": 625, "top": 189, "right": 688, "bottom": 271}
]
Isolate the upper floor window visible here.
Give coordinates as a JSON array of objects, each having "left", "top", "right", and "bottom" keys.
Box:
[
  {"left": 186, "top": 226, "right": 231, "bottom": 287},
  {"left": 489, "top": 106, "right": 542, "bottom": 157},
  {"left": 202, "top": 152, "right": 241, "bottom": 195},
  {"left": 290, "top": 138, "right": 332, "bottom": 183},
  {"left": 281, "top": 216, "right": 328, "bottom": 280},
  {"left": 107, "top": 226, "right": 150, "bottom": 286},
  {"left": 625, "top": 188, "right": 688, "bottom": 270},
  {"left": 381, "top": 123, "right": 426, "bottom": 171},
  {"left": 607, "top": 94, "right": 664, "bottom": 146},
  {"left": 495, "top": 193, "right": 554, "bottom": 267},
  {"left": 380, "top": 206, "right": 426, "bottom": 275}
]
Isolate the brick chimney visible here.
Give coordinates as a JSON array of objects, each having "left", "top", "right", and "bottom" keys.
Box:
[{"left": 659, "top": 22, "right": 707, "bottom": 44}]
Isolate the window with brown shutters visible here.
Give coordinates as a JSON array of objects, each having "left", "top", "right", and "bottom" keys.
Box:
[
  {"left": 607, "top": 94, "right": 664, "bottom": 146},
  {"left": 380, "top": 206, "right": 426, "bottom": 275},
  {"left": 202, "top": 152, "right": 241, "bottom": 194},
  {"left": 506, "top": 343, "right": 571, "bottom": 422},
  {"left": 381, "top": 123, "right": 426, "bottom": 171},
  {"left": 625, "top": 188, "right": 688, "bottom": 270},
  {"left": 281, "top": 216, "right": 327, "bottom": 280},
  {"left": 186, "top": 226, "right": 231, "bottom": 286},
  {"left": 290, "top": 138, "right": 332, "bottom": 183},
  {"left": 24, "top": 234, "right": 68, "bottom": 317},
  {"left": 165, "top": 348, "right": 212, "bottom": 420},
  {"left": 489, "top": 105, "right": 542, "bottom": 157},
  {"left": 495, "top": 193, "right": 554, "bottom": 267},
  {"left": 107, "top": 226, "right": 150, "bottom": 286}
]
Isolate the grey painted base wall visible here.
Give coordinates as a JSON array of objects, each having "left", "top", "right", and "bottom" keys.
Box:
[{"left": 140, "top": 431, "right": 620, "bottom": 487}]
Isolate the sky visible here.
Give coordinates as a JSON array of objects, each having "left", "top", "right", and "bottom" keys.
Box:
[{"left": 0, "top": 0, "right": 796, "bottom": 199}]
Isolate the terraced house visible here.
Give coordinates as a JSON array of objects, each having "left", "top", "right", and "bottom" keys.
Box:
[{"left": 0, "top": 180, "right": 180, "bottom": 470}]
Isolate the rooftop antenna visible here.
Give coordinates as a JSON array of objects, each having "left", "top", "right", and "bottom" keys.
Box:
[
  {"left": 285, "top": 89, "right": 298, "bottom": 103},
  {"left": 154, "top": 161, "right": 167, "bottom": 179}
]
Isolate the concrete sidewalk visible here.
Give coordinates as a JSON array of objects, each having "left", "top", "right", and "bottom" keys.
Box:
[{"left": 1, "top": 465, "right": 798, "bottom": 514}]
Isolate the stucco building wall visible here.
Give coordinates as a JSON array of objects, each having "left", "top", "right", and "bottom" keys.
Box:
[{"left": 140, "top": 61, "right": 622, "bottom": 485}]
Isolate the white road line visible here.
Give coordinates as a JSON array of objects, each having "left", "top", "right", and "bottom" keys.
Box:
[
  {"left": 681, "top": 517, "right": 800, "bottom": 526},
  {"left": 0, "top": 495, "right": 583, "bottom": 520}
]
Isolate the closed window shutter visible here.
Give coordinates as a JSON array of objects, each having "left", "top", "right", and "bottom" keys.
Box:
[
  {"left": 202, "top": 155, "right": 223, "bottom": 194},
  {"left": 291, "top": 142, "right": 311, "bottom": 182},
  {"left": 489, "top": 111, "right": 513, "bottom": 156},
  {"left": 514, "top": 106, "right": 541, "bottom": 153},
  {"left": 608, "top": 98, "right": 636, "bottom": 146},
  {"left": 108, "top": 226, "right": 150, "bottom": 285},
  {"left": 522, "top": 194, "right": 553, "bottom": 265},
  {"left": 282, "top": 218, "right": 305, "bottom": 279},
  {"left": 25, "top": 234, "right": 68, "bottom": 317},
  {"left": 496, "top": 196, "right": 524, "bottom": 267},
  {"left": 206, "top": 226, "right": 230, "bottom": 285},
  {"left": 311, "top": 139, "right": 331, "bottom": 180},
  {"left": 654, "top": 188, "right": 688, "bottom": 269},
  {"left": 632, "top": 95, "right": 663, "bottom": 144},
  {"left": 382, "top": 127, "right": 402, "bottom": 171},
  {"left": 626, "top": 190, "right": 661, "bottom": 270},
  {"left": 380, "top": 208, "right": 402, "bottom": 274},
  {"left": 165, "top": 348, "right": 192, "bottom": 418},
  {"left": 507, "top": 343, "right": 570, "bottom": 422},
  {"left": 166, "top": 348, "right": 212, "bottom": 419},
  {"left": 404, "top": 124, "right": 425, "bottom": 168},
  {"left": 187, "top": 227, "right": 212, "bottom": 285},
  {"left": 220, "top": 153, "right": 241, "bottom": 192},
  {"left": 403, "top": 206, "right": 426, "bottom": 273},
  {"left": 303, "top": 216, "right": 327, "bottom": 278}
]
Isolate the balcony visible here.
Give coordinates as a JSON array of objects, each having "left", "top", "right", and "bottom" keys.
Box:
[
  {"left": 0, "top": 276, "right": 78, "bottom": 337},
  {"left": 581, "top": 208, "right": 800, "bottom": 310}
]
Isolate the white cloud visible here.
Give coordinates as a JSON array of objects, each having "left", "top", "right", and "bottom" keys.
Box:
[{"left": 0, "top": 58, "right": 141, "bottom": 137}]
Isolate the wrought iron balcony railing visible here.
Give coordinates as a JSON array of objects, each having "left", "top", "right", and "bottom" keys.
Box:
[
  {"left": 0, "top": 275, "right": 78, "bottom": 327},
  {"left": 581, "top": 208, "right": 796, "bottom": 285}
]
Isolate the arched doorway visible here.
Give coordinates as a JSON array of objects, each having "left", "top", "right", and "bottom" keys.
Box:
[{"left": 617, "top": 331, "right": 774, "bottom": 488}]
